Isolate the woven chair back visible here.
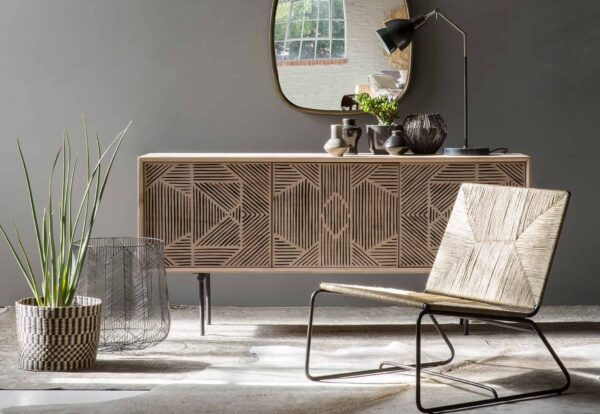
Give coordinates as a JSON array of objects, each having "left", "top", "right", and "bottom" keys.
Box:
[{"left": 426, "top": 183, "right": 569, "bottom": 311}]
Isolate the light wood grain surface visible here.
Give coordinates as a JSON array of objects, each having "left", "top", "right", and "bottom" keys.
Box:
[{"left": 138, "top": 154, "right": 530, "bottom": 274}]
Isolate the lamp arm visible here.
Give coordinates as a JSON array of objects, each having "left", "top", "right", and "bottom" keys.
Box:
[
  {"left": 424, "top": 9, "right": 469, "bottom": 148},
  {"left": 425, "top": 9, "right": 466, "bottom": 57}
]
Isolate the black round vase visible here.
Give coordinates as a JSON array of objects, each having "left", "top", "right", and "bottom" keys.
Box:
[{"left": 402, "top": 114, "right": 448, "bottom": 155}]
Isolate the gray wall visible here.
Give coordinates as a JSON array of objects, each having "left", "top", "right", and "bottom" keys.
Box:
[{"left": 1, "top": 0, "right": 599, "bottom": 307}]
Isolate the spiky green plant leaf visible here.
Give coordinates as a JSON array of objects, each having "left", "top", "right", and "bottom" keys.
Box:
[{"left": 1, "top": 115, "right": 132, "bottom": 307}]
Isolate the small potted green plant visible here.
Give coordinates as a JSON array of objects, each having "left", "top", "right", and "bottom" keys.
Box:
[
  {"left": 1, "top": 115, "right": 131, "bottom": 371},
  {"left": 356, "top": 93, "right": 401, "bottom": 154}
]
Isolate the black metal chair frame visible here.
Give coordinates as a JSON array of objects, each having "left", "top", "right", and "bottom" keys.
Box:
[{"left": 305, "top": 289, "right": 570, "bottom": 413}]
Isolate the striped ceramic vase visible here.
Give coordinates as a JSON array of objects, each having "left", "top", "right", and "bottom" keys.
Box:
[{"left": 15, "top": 296, "right": 102, "bottom": 371}]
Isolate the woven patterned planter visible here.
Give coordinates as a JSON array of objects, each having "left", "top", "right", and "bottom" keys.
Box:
[{"left": 15, "top": 296, "right": 102, "bottom": 371}]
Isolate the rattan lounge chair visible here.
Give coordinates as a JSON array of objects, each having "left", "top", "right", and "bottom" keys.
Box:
[{"left": 305, "top": 183, "right": 571, "bottom": 413}]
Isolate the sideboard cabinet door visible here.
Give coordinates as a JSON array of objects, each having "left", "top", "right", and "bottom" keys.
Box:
[
  {"left": 143, "top": 162, "right": 271, "bottom": 269},
  {"left": 143, "top": 163, "right": 193, "bottom": 267},
  {"left": 192, "top": 163, "right": 271, "bottom": 268},
  {"left": 399, "top": 161, "right": 529, "bottom": 267},
  {"left": 273, "top": 163, "right": 399, "bottom": 268}
]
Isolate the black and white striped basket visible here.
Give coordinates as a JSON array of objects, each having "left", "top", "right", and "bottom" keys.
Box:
[{"left": 15, "top": 296, "right": 102, "bottom": 371}]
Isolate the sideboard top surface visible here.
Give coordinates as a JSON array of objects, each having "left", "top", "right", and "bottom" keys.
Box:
[{"left": 139, "top": 153, "right": 530, "bottom": 163}]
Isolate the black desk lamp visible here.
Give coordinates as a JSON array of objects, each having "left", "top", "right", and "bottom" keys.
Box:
[{"left": 377, "top": 9, "right": 490, "bottom": 156}]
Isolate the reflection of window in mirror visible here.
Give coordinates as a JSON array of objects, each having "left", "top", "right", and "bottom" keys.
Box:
[
  {"left": 274, "top": 0, "right": 346, "bottom": 63},
  {"left": 273, "top": 0, "right": 411, "bottom": 112}
]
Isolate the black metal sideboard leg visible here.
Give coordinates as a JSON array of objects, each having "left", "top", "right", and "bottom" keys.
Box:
[
  {"left": 206, "top": 274, "right": 211, "bottom": 325},
  {"left": 197, "top": 274, "right": 207, "bottom": 336},
  {"left": 463, "top": 318, "right": 470, "bottom": 335}
]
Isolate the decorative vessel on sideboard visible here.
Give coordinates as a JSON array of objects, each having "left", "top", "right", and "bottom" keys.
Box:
[
  {"left": 356, "top": 94, "right": 401, "bottom": 155},
  {"left": 367, "top": 124, "right": 401, "bottom": 155},
  {"left": 402, "top": 113, "right": 447, "bottom": 154},
  {"left": 341, "top": 118, "right": 362, "bottom": 155},
  {"left": 384, "top": 130, "right": 410, "bottom": 155},
  {"left": 0, "top": 115, "right": 131, "bottom": 371},
  {"left": 324, "top": 124, "right": 349, "bottom": 156}
]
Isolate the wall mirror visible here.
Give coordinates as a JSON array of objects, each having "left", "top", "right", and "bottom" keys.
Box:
[{"left": 270, "top": 0, "right": 412, "bottom": 114}]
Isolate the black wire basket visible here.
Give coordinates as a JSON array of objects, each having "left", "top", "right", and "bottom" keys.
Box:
[{"left": 75, "top": 237, "right": 170, "bottom": 352}]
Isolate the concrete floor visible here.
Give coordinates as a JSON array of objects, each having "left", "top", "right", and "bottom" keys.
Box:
[
  {"left": 1, "top": 306, "right": 599, "bottom": 413},
  {"left": 0, "top": 391, "right": 144, "bottom": 411}
]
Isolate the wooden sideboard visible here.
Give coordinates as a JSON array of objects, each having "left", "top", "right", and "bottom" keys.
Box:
[{"left": 138, "top": 153, "right": 530, "bottom": 274}]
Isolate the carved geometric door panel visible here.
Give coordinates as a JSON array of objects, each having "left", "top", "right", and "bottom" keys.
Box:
[
  {"left": 399, "top": 162, "right": 528, "bottom": 267},
  {"left": 141, "top": 155, "right": 529, "bottom": 273},
  {"left": 347, "top": 164, "right": 398, "bottom": 267},
  {"left": 143, "top": 163, "right": 193, "bottom": 267},
  {"left": 143, "top": 162, "right": 271, "bottom": 269},
  {"left": 273, "top": 163, "right": 398, "bottom": 268},
  {"left": 192, "top": 163, "right": 271, "bottom": 268},
  {"left": 273, "top": 163, "right": 321, "bottom": 267}
]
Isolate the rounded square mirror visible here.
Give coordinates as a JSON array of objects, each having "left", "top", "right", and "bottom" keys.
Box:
[{"left": 270, "top": 0, "right": 412, "bottom": 115}]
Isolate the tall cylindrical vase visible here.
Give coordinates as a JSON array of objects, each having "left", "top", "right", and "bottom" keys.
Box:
[{"left": 75, "top": 237, "right": 170, "bottom": 352}]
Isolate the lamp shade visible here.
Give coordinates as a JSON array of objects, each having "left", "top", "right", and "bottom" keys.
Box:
[
  {"left": 376, "top": 15, "right": 427, "bottom": 53},
  {"left": 376, "top": 27, "right": 397, "bottom": 54}
]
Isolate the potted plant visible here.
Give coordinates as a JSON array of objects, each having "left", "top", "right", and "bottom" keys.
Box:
[
  {"left": 356, "top": 93, "right": 401, "bottom": 154},
  {"left": 1, "top": 115, "right": 131, "bottom": 371}
]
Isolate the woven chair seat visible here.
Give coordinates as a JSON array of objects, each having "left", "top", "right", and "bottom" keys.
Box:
[{"left": 319, "top": 283, "right": 533, "bottom": 317}]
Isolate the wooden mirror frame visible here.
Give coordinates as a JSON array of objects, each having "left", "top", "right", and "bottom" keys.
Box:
[{"left": 270, "top": 0, "right": 413, "bottom": 115}]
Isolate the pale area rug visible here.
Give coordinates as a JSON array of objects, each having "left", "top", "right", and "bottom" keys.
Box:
[{"left": 1, "top": 306, "right": 600, "bottom": 413}]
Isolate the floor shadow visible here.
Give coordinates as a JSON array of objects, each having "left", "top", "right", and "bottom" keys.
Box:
[
  {"left": 575, "top": 367, "right": 600, "bottom": 376},
  {"left": 252, "top": 324, "right": 421, "bottom": 336},
  {"left": 91, "top": 359, "right": 209, "bottom": 374},
  {"left": 250, "top": 321, "right": 600, "bottom": 337}
]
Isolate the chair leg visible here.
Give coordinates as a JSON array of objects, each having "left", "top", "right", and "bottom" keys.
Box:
[
  {"left": 381, "top": 313, "right": 496, "bottom": 399},
  {"left": 414, "top": 311, "right": 571, "bottom": 413},
  {"left": 304, "top": 296, "right": 570, "bottom": 413},
  {"left": 304, "top": 290, "right": 455, "bottom": 381}
]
